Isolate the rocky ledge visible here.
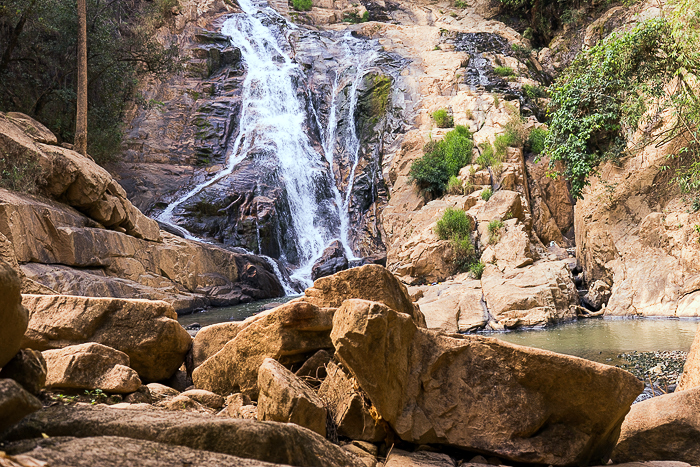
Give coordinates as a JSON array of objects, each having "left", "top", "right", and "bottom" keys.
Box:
[{"left": 4, "top": 261, "right": 699, "bottom": 467}]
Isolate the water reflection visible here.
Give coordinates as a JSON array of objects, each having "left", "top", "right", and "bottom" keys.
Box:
[{"left": 490, "top": 317, "right": 700, "bottom": 364}]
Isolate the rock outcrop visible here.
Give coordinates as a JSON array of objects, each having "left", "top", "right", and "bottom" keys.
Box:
[
  {"left": 43, "top": 343, "right": 142, "bottom": 394},
  {"left": 612, "top": 387, "right": 700, "bottom": 464},
  {"left": 0, "top": 258, "right": 28, "bottom": 368},
  {"left": 4, "top": 404, "right": 366, "bottom": 467},
  {"left": 192, "top": 301, "right": 333, "bottom": 397},
  {"left": 22, "top": 295, "right": 191, "bottom": 382},
  {"left": 0, "top": 188, "right": 283, "bottom": 312},
  {"left": 331, "top": 299, "right": 642, "bottom": 465},
  {"left": 678, "top": 330, "right": 700, "bottom": 391},
  {"left": 0, "top": 379, "right": 42, "bottom": 433},
  {"left": 257, "top": 358, "right": 327, "bottom": 437}
]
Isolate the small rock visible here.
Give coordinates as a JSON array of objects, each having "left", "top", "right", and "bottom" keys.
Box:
[
  {"left": 124, "top": 386, "right": 152, "bottom": 404},
  {"left": 181, "top": 389, "right": 224, "bottom": 410},
  {"left": 0, "top": 349, "right": 47, "bottom": 395},
  {"left": 43, "top": 343, "right": 141, "bottom": 394},
  {"left": 145, "top": 383, "right": 180, "bottom": 400},
  {"left": 295, "top": 349, "right": 333, "bottom": 379},
  {"left": 0, "top": 379, "right": 42, "bottom": 432}
]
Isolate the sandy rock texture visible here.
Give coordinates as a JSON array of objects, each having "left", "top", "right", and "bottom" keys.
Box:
[
  {"left": 4, "top": 404, "right": 366, "bottom": 467},
  {"left": 22, "top": 295, "right": 191, "bottom": 382},
  {"left": 331, "top": 299, "right": 642, "bottom": 465},
  {"left": 678, "top": 330, "right": 700, "bottom": 391}
]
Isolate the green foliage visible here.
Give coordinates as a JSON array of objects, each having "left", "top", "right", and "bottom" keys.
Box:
[
  {"left": 494, "top": 132, "right": 518, "bottom": 159},
  {"left": 476, "top": 141, "right": 497, "bottom": 168},
  {"left": 488, "top": 219, "right": 504, "bottom": 244},
  {"left": 493, "top": 95, "right": 500, "bottom": 108},
  {"left": 293, "top": 0, "right": 312, "bottom": 11},
  {"left": 481, "top": 187, "right": 493, "bottom": 201},
  {"left": 544, "top": 15, "right": 700, "bottom": 199},
  {"left": 454, "top": 0, "right": 468, "bottom": 7},
  {"left": 0, "top": 0, "right": 182, "bottom": 164},
  {"left": 435, "top": 207, "right": 472, "bottom": 240},
  {"left": 522, "top": 84, "right": 547, "bottom": 99},
  {"left": 446, "top": 175, "right": 463, "bottom": 195},
  {"left": 528, "top": 127, "right": 548, "bottom": 155},
  {"left": 0, "top": 149, "right": 45, "bottom": 194},
  {"left": 432, "top": 108, "right": 454, "bottom": 128},
  {"left": 435, "top": 208, "right": 478, "bottom": 273},
  {"left": 409, "top": 126, "right": 474, "bottom": 198},
  {"left": 493, "top": 66, "right": 515, "bottom": 77},
  {"left": 469, "top": 261, "right": 485, "bottom": 279}
]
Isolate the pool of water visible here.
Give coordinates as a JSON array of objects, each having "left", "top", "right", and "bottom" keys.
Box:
[
  {"left": 490, "top": 317, "right": 699, "bottom": 365},
  {"left": 178, "top": 295, "right": 301, "bottom": 327}
]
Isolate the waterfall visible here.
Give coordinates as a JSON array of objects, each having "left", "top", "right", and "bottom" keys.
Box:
[{"left": 157, "top": 0, "right": 384, "bottom": 290}]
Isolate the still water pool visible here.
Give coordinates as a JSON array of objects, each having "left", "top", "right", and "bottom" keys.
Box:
[
  {"left": 491, "top": 317, "right": 699, "bottom": 364},
  {"left": 178, "top": 295, "right": 301, "bottom": 328}
]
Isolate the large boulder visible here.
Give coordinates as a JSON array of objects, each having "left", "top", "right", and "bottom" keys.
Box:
[
  {"left": 481, "top": 261, "right": 579, "bottom": 328},
  {"left": 0, "top": 259, "right": 28, "bottom": 368},
  {"left": 330, "top": 299, "right": 642, "bottom": 465},
  {"left": 22, "top": 295, "right": 191, "bottom": 382},
  {"left": 319, "top": 361, "right": 386, "bottom": 442},
  {"left": 4, "top": 404, "right": 366, "bottom": 467},
  {"left": 384, "top": 449, "right": 456, "bottom": 467},
  {"left": 257, "top": 358, "right": 327, "bottom": 437},
  {"left": 311, "top": 240, "right": 349, "bottom": 281},
  {"left": 191, "top": 321, "right": 244, "bottom": 368},
  {"left": 303, "top": 264, "right": 426, "bottom": 327},
  {"left": 43, "top": 343, "right": 142, "bottom": 394},
  {"left": 1, "top": 436, "right": 291, "bottom": 467},
  {"left": 677, "top": 329, "right": 700, "bottom": 391},
  {"left": 192, "top": 301, "right": 334, "bottom": 397},
  {"left": 410, "top": 277, "right": 486, "bottom": 333},
  {"left": 0, "top": 379, "right": 42, "bottom": 433},
  {"left": 612, "top": 387, "right": 700, "bottom": 464},
  {"left": 0, "top": 349, "right": 47, "bottom": 395}
]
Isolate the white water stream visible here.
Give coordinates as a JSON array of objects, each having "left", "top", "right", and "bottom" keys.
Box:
[{"left": 157, "top": 0, "right": 382, "bottom": 290}]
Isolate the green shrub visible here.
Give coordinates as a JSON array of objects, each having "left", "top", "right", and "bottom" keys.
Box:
[
  {"left": 435, "top": 207, "right": 472, "bottom": 240},
  {"left": 0, "top": 150, "right": 45, "bottom": 194},
  {"left": 432, "top": 108, "right": 454, "bottom": 128},
  {"left": 409, "top": 126, "right": 474, "bottom": 198},
  {"left": 494, "top": 132, "right": 517, "bottom": 159},
  {"left": 452, "top": 234, "right": 477, "bottom": 272},
  {"left": 493, "top": 95, "right": 500, "bottom": 107},
  {"left": 545, "top": 11, "right": 700, "bottom": 199},
  {"left": 446, "top": 176, "right": 463, "bottom": 195},
  {"left": 293, "top": 0, "right": 312, "bottom": 11},
  {"left": 488, "top": 219, "right": 504, "bottom": 244},
  {"left": 522, "top": 84, "right": 547, "bottom": 99},
  {"left": 476, "top": 142, "right": 497, "bottom": 168},
  {"left": 454, "top": 0, "right": 468, "bottom": 6},
  {"left": 469, "top": 261, "right": 485, "bottom": 279},
  {"left": 493, "top": 66, "right": 515, "bottom": 77},
  {"left": 481, "top": 187, "right": 493, "bottom": 201},
  {"left": 528, "top": 127, "right": 548, "bottom": 155}
]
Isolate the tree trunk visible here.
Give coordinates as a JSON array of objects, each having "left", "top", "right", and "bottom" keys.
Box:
[
  {"left": 75, "top": 0, "right": 88, "bottom": 156},
  {"left": 0, "top": 0, "right": 38, "bottom": 74}
]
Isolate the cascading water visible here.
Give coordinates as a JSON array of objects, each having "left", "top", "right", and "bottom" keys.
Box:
[{"left": 158, "top": 0, "right": 388, "bottom": 290}]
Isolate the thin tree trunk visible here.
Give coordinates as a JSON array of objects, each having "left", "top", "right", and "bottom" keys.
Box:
[{"left": 75, "top": 0, "right": 88, "bottom": 156}]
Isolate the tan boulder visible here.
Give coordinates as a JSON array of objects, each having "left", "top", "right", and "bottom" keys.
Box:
[
  {"left": 677, "top": 330, "right": 700, "bottom": 391},
  {"left": 527, "top": 157, "right": 574, "bottom": 244},
  {"left": 612, "top": 387, "right": 700, "bottom": 464},
  {"left": 257, "top": 358, "right": 327, "bottom": 437},
  {"left": 161, "top": 394, "right": 213, "bottom": 413},
  {"left": 224, "top": 393, "right": 258, "bottom": 419},
  {"left": 0, "top": 379, "right": 42, "bottom": 433},
  {"left": 303, "top": 264, "right": 426, "bottom": 326},
  {"left": 410, "top": 277, "right": 486, "bottom": 333},
  {"left": 4, "top": 404, "right": 367, "bottom": 467},
  {"left": 22, "top": 294, "right": 191, "bottom": 382},
  {"left": 192, "top": 321, "right": 244, "bottom": 368},
  {"left": 331, "top": 299, "right": 642, "bottom": 465},
  {"left": 0, "top": 349, "right": 47, "bottom": 395},
  {"left": 477, "top": 218, "right": 534, "bottom": 269},
  {"left": 475, "top": 190, "right": 525, "bottom": 224},
  {"left": 319, "top": 361, "right": 386, "bottom": 442},
  {"left": 180, "top": 389, "right": 225, "bottom": 410},
  {"left": 481, "top": 261, "right": 579, "bottom": 329},
  {"left": 145, "top": 382, "right": 180, "bottom": 400},
  {"left": 5, "top": 112, "right": 57, "bottom": 144},
  {"left": 192, "top": 301, "right": 334, "bottom": 397},
  {"left": 43, "top": 343, "right": 142, "bottom": 394},
  {"left": 0, "top": 259, "right": 28, "bottom": 368}
]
